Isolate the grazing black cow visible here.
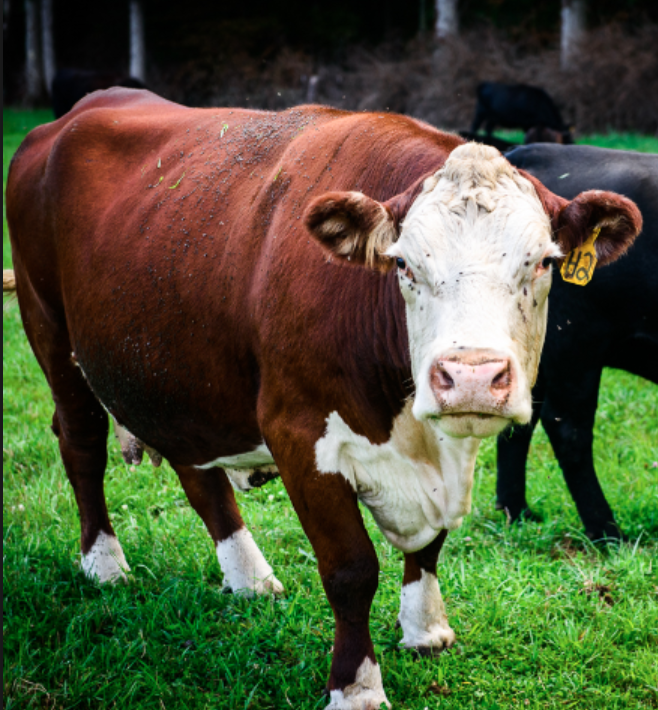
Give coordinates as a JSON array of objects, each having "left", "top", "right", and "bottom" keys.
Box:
[
  {"left": 498, "top": 144, "right": 658, "bottom": 540},
  {"left": 51, "top": 69, "right": 146, "bottom": 118},
  {"left": 471, "top": 82, "right": 573, "bottom": 144}
]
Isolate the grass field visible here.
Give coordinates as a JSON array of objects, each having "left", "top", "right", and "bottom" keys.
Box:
[{"left": 3, "top": 109, "right": 657, "bottom": 710}]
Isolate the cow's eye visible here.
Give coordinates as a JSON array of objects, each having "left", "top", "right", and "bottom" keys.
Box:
[
  {"left": 541, "top": 257, "right": 554, "bottom": 269},
  {"left": 396, "top": 257, "right": 406, "bottom": 270}
]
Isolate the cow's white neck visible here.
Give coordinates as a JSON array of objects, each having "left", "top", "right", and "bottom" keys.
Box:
[{"left": 315, "top": 401, "right": 480, "bottom": 552}]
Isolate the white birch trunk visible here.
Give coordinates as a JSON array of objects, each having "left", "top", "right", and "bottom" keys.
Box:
[
  {"left": 25, "top": 0, "right": 42, "bottom": 101},
  {"left": 435, "top": 0, "right": 458, "bottom": 39},
  {"left": 129, "top": 0, "right": 146, "bottom": 81},
  {"left": 561, "top": 0, "right": 586, "bottom": 70},
  {"left": 41, "top": 0, "right": 55, "bottom": 94}
]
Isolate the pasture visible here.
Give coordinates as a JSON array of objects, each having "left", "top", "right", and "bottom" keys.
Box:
[{"left": 3, "top": 109, "right": 657, "bottom": 710}]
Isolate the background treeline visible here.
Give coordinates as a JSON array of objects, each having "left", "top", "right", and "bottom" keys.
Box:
[{"left": 3, "top": 0, "right": 658, "bottom": 133}]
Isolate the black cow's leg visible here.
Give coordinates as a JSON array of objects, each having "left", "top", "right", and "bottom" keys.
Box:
[
  {"left": 541, "top": 369, "right": 624, "bottom": 541},
  {"left": 173, "top": 464, "right": 283, "bottom": 595},
  {"left": 496, "top": 380, "right": 545, "bottom": 523},
  {"left": 399, "top": 531, "right": 454, "bottom": 656},
  {"left": 15, "top": 278, "right": 126, "bottom": 583},
  {"left": 263, "top": 417, "right": 389, "bottom": 710}
]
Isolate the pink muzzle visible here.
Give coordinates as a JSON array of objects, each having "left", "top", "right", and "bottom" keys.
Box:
[{"left": 430, "top": 351, "right": 514, "bottom": 414}]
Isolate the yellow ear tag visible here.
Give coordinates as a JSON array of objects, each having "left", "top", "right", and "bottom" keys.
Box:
[{"left": 560, "top": 227, "right": 601, "bottom": 286}]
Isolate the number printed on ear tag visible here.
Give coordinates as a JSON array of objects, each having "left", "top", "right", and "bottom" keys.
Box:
[{"left": 560, "top": 227, "right": 601, "bottom": 286}]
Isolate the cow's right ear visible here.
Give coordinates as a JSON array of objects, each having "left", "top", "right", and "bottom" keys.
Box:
[{"left": 304, "top": 191, "right": 398, "bottom": 272}]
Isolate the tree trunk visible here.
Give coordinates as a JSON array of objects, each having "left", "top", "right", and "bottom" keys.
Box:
[
  {"left": 561, "top": 0, "right": 586, "bottom": 70},
  {"left": 25, "top": 0, "right": 42, "bottom": 102},
  {"left": 419, "top": 0, "right": 427, "bottom": 34},
  {"left": 41, "top": 0, "right": 55, "bottom": 95},
  {"left": 4, "top": 0, "right": 11, "bottom": 40},
  {"left": 129, "top": 0, "right": 146, "bottom": 81},
  {"left": 435, "top": 0, "right": 458, "bottom": 39}
]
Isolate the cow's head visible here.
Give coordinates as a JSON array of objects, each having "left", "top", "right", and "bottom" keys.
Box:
[{"left": 305, "top": 143, "right": 641, "bottom": 439}]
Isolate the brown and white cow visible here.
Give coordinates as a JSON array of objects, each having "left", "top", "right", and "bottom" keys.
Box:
[{"left": 6, "top": 89, "right": 640, "bottom": 709}]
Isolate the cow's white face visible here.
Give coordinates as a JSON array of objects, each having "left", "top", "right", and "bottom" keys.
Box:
[
  {"left": 306, "top": 141, "right": 641, "bottom": 440},
  {"left": 385, "top": 145, "right": 560, "bottom": 437}
]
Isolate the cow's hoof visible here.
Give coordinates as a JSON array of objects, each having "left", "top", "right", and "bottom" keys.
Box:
[
  {"left": 255, "top": 576, "right": 285, "bottom": 596},
  {"left": 497, "top": 502, "right": 542, "bottom": 524},
  {"left": 221, "top": 575, "right": 284, "bottom": 597},
  {"left": 587, "top": 523, "right": 628, "bottom": 544},
  {"left": 399, "top": 617, "right": 456, "bottom": 657},
  {"left": 81, "top": 531, "right": 130, "bottom": 584},
  {"left": 325, "top": 658, "right": 391, "bottom": 710},
  {"left": 408, "top": 644, "right": 448, "bottom": 658}
]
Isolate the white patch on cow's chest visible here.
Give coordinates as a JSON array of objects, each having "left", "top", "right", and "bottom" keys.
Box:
[
  {"left": 315, "top": 403, "right": 480, "bottom": 552},
  {"left": 196, "top": 444, "right": 278, "bottom": 491}
]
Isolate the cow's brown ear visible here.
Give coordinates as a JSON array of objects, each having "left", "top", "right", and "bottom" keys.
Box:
[
  {"left": 553, "top": 190, "right": 642, "bottom": 267},
  {"left": 522, "top": 171, "right": 643, "bottom": 268},
  {"left": 304, "top": 191, "right": 398, "bottom": 271}
]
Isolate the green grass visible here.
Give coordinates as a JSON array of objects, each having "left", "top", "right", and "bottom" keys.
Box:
[
  {"left": 495, "top": 129, "right": 658, "bottom": 153},
  {"left": 3, "top": 110, "right": 657, "bottom": 710}
]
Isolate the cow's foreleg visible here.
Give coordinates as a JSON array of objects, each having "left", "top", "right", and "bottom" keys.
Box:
[
  {"left": 398, "top": 531, "right": 455, "bottom": 656},
  {"left": 173, "top": 465, "right": 283, "bottom": 595},
  {"left": 267, "top": 431, "right": 389, "bottom": 710}
]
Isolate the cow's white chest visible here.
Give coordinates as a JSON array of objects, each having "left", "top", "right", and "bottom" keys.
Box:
[{"left": 315, "top": 403, "right": 480, "bottom": 552}]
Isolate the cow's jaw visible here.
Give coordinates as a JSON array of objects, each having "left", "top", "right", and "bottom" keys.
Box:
[{"left": 387, "top": 144, "right": 559, "bottom": 438}]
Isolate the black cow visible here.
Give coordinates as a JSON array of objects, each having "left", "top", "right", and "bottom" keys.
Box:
[
  {"left": 471, "top": 82, "right": 573, "bottom": 144},
  {"left": 498, "top": 144, "right": 658, "bottom": 540},
  {"left": 51, "top": 69, "right": 146, "bottom": 119}
]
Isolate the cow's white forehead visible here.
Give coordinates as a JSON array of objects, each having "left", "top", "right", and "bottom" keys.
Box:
[{"left": 392, "top": 143, "right": 556, "bottom": 277}]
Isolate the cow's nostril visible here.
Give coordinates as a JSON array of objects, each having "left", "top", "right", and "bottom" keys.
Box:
[
  {"left": 491, "top": 365, "right": 511, "bottom": 391},
  {"left": 431, "top": 363, "right": 455, "bottom": 390}
]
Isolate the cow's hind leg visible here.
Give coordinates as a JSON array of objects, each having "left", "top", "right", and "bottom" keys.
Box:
[
  {"left": 540, "top": 368, "right": 624, "bottom": 541},
  {"left": 398, "top": 531, "right": 455, "bottom": 656},
  {"left": 16, "top": 281, "right": 128, "bottom": 583},
  {"left": 173, "top": 465, "right": 283, "bottom": 596},
  {"left": 53, "top": 402, "right": 130, "bottom": 583}
]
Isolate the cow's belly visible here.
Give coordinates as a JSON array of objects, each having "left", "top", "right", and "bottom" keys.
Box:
[
  {"left": 315, "top": 403, "right": 481, "bottom": 553},
  {"left": 197, "top": 445, "right": 279, "bottom": 491}
]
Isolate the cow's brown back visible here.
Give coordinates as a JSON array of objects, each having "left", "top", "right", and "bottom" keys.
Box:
[{"left": 7, "top": 88, "right": 461, "bottom": 465}]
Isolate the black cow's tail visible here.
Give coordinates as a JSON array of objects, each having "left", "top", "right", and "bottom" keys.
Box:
[{"left": 3, "top": 269, "right": 16, "bottom": 293}]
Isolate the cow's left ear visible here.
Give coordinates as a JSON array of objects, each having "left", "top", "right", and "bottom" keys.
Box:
[
  {"left": 522, "top": 171, "right": 643, "bottom": 268},
  {"left": 553, "top": 190, "right": 643, "bottom": 267},
  {"left": 304, "top": 191, "right": 398, "bottom": 271}
]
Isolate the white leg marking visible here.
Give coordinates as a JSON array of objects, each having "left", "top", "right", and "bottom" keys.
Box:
[
  {"left": 216, "top": 528, "right": 284, "bottom": 596},
  {"left": 326, "top": 657, "right": 391, "bottom": 710},
  {"left": 399, "top": 569, "right": 455, "bottom": 653},
  {"left": 81, "top": 530, "right": 130, "bottom": 584}
]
